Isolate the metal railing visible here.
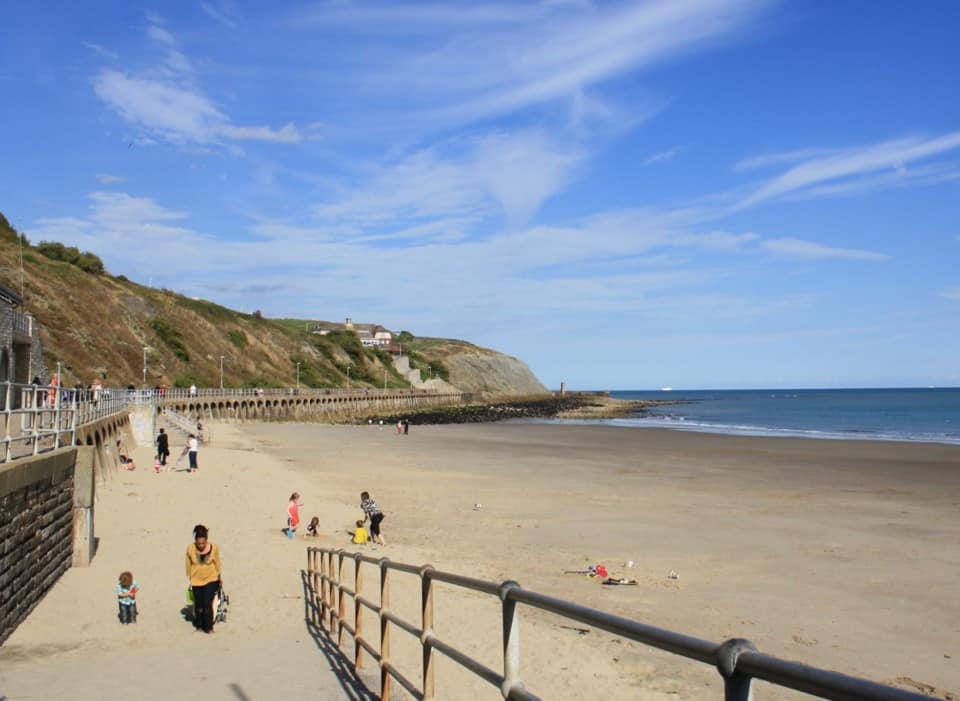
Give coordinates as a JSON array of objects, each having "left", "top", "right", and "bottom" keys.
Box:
[
  {"left": 306, "top": 547, "right": 929, "bottom": 701},
  {"left": 147, "top": 386, "right": 455, "bottom": 401},
  {"left": 1, "top": 380, "right": 130, "bottom": 462}
]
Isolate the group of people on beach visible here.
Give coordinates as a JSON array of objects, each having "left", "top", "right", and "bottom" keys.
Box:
[
  {"left": 116, "top": 523, "right": 224, "bottom": 633},
  {"left": 115, "top": 434, "right": 388, "bottom": 634},
  {"left": 283, "top": 491, "right": 386, "bottom": 546}
]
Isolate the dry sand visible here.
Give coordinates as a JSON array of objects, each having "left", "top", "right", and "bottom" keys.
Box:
[{"left": 1, "top": 421, "right": 958, "bottom": 700}]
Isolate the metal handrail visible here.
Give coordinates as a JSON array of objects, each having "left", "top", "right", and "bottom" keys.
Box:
[
  {"left": 305, "top": 547, "right": 930, "bottom": 701},
  {"left": 1, "top": 380, "right": 130, "bottom": 463}
]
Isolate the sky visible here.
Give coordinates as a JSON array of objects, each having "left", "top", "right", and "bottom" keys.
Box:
[{"left": 1, "top": 0, "right": 958, "bottom": 390}]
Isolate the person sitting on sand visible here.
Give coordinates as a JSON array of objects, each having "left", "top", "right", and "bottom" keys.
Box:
[
  {"left": 116, "top": 440, "right": 135, "bottom": 470},
  {"left": 352, "top": 519, "right": 368, "bottom": 545},
  {"left": 306, "top": 516, "right": 320, "bottom": 538},
  {"left": 360, "top": 491, "right": 385, "bottom": 545}
]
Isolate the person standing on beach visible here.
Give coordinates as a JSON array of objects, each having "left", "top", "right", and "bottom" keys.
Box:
[
  {"left": 360, "top": 491, "right": 386, "bottom": 545},
  {"left": 403, "top": 418, "right": 409, "bottom": 435},
  {"left": 187, "top": 434, "right": 199, "bottom": 472},
  {"left": 185, "top": 524, "right": 222, "bottom": 633},
  {"left": 286, "top": 492, "right": 301, "bottom": 538},
  {"left": 156, "top": 428, "right": 170, "bottom": 467}
]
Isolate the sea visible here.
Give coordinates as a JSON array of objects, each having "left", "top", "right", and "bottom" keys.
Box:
[{"left": 576, "top": 388, "right": 960, "bottom": 445}]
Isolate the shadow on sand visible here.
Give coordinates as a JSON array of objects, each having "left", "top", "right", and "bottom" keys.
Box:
[{"left": 299, "top": 570, "right": 378, "bottom": 701}]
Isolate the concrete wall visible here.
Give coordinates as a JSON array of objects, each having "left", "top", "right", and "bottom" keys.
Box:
[{"left": 0, "top": 446, "right": 94, "bottom": 646}]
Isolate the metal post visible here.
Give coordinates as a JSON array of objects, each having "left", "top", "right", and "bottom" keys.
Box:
[
  {"left": 380, "top": 558, "right": 391, "bottom": 701},
  {"left": 499, "top": 581, "right": 524, "bottom": 700},
  {"left": 296, "top": 361, "right": 301, "bottom": 389},
  {"left": 142, "top": 346, "right": 148, "bottom": 388},
  {"left": 347, "top": 365, "right": 351, "bottom": 390},
  {"left": 716, "top": 638, "right": 757, "bottom": 701},
  {"left": 53, "top": 363, "right": 62, "bottom": 449},
  {"left": 220, "top": 356, "right": 225, "bottom": 389},
  {"left": 3, "top": 381, "right": 11, "bottom": 462},
  {"left": 421, "top": 566, "right": 435, "bottom": 699},
  {"left": 383, "top": 368, "right": 387, "bottom": 391},
  {"left": 355, "top": 554, "right": 364, "bottom": 669}
]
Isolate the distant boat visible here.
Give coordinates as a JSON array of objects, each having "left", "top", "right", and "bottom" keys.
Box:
[{"left": 660, "top": 387, "right": 673, "bottom": 391}]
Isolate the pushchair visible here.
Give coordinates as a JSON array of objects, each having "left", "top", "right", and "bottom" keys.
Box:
[{"left": 213, "top": 583, "right": 230, "bottom": 624}]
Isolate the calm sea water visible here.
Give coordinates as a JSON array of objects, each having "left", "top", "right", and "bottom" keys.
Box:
[{"left": 590, "top": 388, "right": 960, "bottom": 445}]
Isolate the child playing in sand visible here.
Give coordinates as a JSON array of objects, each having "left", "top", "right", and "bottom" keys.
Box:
[
  {"left": 117, "top": 571, "right": 138, "bottom": 624},
  {"left": 116, "top": 440, "right": 135, "bottom": 470},
  {"left": 286, "top": 492, "right": 301, "bottom": 539},
  {"left": 306, "top": 516, "right": 320, "bottom": 537},
  {"left": 353, "top": 520, "right": 369, "bottom": 545}
]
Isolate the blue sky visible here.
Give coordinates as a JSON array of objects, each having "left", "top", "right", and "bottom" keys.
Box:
[{"left": 2, "top": 0, "right": 958, "bottom": 390}]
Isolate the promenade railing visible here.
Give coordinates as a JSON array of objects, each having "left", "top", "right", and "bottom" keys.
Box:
[
  {"left": 147, "top": 386, "right": 451, "bottom": 401},
  {"left": 1, "top": 380, "right": 130, "bottom": 463},
  {"left": 305, "top": 547, "right": 929, "bottom": 701}
]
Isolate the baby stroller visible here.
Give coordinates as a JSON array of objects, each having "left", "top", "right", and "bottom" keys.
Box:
[{"left": 213, "top": 583, "right": 230, "bottom": 624}]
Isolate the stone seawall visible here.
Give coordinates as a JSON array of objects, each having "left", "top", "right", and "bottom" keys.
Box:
[{"left": 0, "top": 448, "right": 88, "bottom": 646}]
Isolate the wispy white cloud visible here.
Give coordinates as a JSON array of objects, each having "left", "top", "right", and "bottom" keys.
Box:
[
  {"left": 200, "top": 0, "right": 238, "bottom": 28},
  {"left": 312, "top": 130, "right": 583, "bottom": 232},
  {"left": 83, "top": 42, "right": 118, "bottom": 60},
  {"left": 737, "top": 131, "right": 960, "bottom": 208},
  {"left": 759, "top": 237, "right": 889, "bottom": 261},
  {"left": 942, "top": 286, "right": 960, "bottom": 303},
  {"left": 96, "top": 173, "right": 126, "bottom": 184},
  {"left": 642, "top": 146, "right": 682, "bottom": 166},
  {"left": 287, "top": 0, "right": 771, "bottom": 128},
  {"left": 92, "top": 14, "right": 302, "bottom": 146},
  {"left": 734, "top": 147, "right": 831, "bottom": 172}
]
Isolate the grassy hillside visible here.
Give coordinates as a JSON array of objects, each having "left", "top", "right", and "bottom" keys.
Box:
[{"left": 0, "top": 212, "right": 545, "bottom": 394}]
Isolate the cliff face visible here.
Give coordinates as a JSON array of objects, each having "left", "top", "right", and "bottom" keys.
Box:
[
  {"left": 0, "top": 214, "right": 545, "bottom": 394},
  {"left": 413, "top": 341, "right": 547, "bottom": 397}
]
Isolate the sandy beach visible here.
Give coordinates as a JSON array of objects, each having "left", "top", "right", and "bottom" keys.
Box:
[{"left": 2, "top": 421, "right": 958, "bottom": 700}]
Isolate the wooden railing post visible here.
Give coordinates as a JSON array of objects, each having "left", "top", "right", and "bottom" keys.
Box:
[
  {"left": 421, "top": 565, "right": 435, "bottom": 699},
  {"left": 329, "top": 550, "right": 340, "bottom": 631},
  {"left": 355, "top": 553, "right": 364, "bottom": 670},
  {"left": 337, "top": 550, "right": 347, "bottom": 647},
  {"left": 320, "top": 550, "right": 329, "bottom": 631},
  {"left": 380, "top": 557, "right": 391, "bottom": 701},
  {"left": 310, "top": 549, "right": 320, "bottom": 625}
]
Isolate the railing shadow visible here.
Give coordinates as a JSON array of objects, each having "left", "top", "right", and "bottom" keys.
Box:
[{"left": 299, "top": 570, "right": 378, "bottom": 701}]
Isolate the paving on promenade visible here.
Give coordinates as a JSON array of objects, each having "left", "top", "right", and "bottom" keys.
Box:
[{"left": 0, "top": 424, "right": 383, "bottom": 701}]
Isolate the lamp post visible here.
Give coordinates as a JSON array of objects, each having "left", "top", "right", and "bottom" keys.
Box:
[
  {"left": 347, "top": 365, "right": 351, "bottom": 390},
  {"left": 296, "top": 361, "right": 301, "bottom": 389},
  {"left": 383, "top": 368, "right": 387, "bottom": 391},
  {"left": 142, "top": 346, "right": 150, "bottom": 388},
  {"left": 427, "top": 364, "right": 431, "bottom": 381},
  {"left": 219, "top": 355, "right": 225, "bottom": 389}
]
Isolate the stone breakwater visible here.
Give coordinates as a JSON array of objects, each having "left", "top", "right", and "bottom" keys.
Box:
[{"left": 369, "top": 393, "right": 679, "bottom": 425}]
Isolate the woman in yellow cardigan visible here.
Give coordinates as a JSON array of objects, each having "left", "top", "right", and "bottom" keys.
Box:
[{"left": 186, "top": 524, "right": 222, "bottom": 633}]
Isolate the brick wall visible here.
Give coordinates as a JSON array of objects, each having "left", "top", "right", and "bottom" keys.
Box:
[{"left": 0, "top": 449, "right": 76, "bottom": 645}]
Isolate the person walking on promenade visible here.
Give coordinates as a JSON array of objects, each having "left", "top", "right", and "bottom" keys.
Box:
[
  {"left": 186, "top": 524, "right": 222, "bottom": 633},
  {"left": 187, "top": 434, "right": 199, "bottom": 472},
  {"left": 156, "top": 428, "right": 170, "bottom": 467},
  {"left": 360, "top": 491, "right": 386, "bottom": 545}
]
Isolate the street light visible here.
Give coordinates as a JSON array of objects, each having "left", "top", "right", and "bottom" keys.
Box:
[
  {"left": 427, "top": 364, "right": 431, "bottom": 381},
  {"left": 219, "top": 355, "right": 225, "bottom": 389},
  {"left": 383, "top": 368, "right": 387, "bottom": 391},
  {"left": 346, "top": 365, "right": 351, "bottom": 389},
  {"left": 296, "top": 361, "right": 301, "bottom": 389},
  {"left": 142, "top": 346, "right": 150, "bottom": 388}
]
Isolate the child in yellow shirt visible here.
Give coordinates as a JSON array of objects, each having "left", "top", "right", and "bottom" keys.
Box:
[{"left": 352, "top": 520, "right": 369, "bottom": 545}]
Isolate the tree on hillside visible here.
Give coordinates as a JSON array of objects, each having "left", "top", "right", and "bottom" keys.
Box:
[{"left": 36, "top": 240, "right": 106, "bottom": 275}]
